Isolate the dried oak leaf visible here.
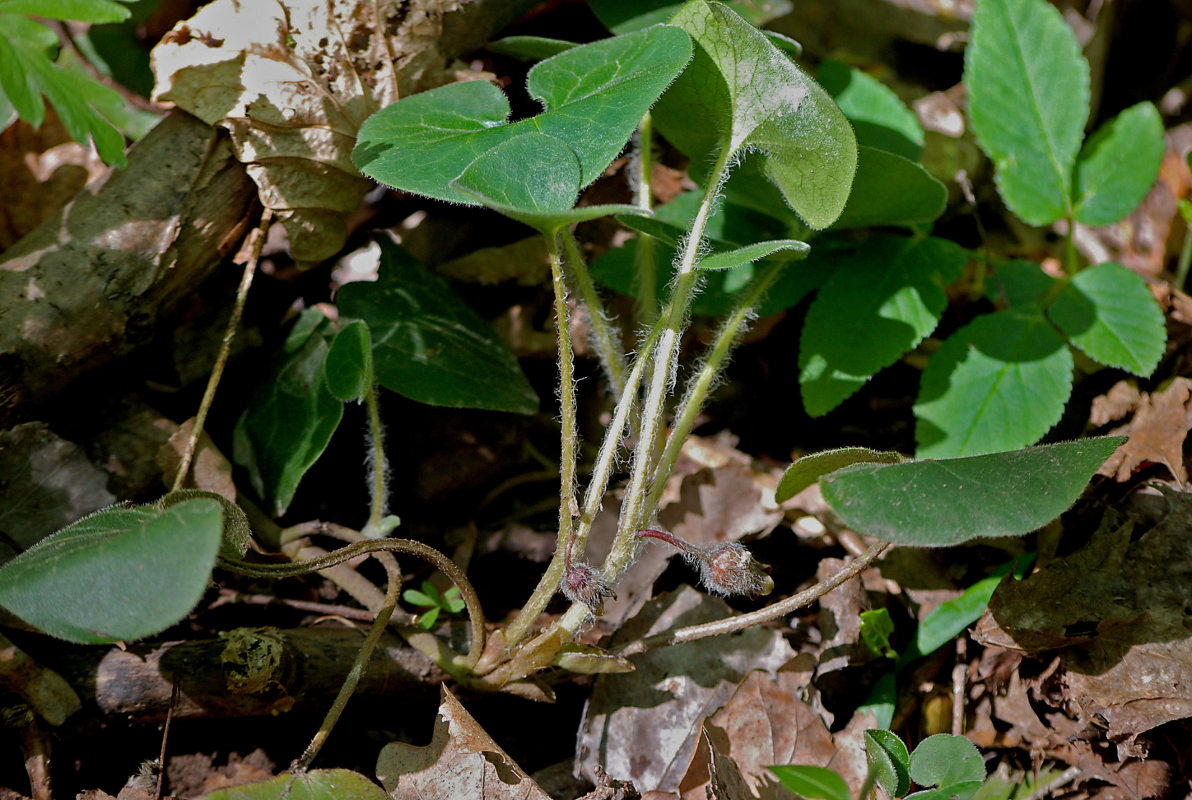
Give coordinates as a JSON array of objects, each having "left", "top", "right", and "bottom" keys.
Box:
[
  {"left": 975, "top": 494, "right": 1192, "bottom": 743},
  {"left": 1098, "top": 377, "right": 1192, "bottom": 485},
  {"left": 377, "top": 685, "right": 550, "bottom": 800},
  {"left": 151, "top": 0, "right": 502, "bottom": 263}
]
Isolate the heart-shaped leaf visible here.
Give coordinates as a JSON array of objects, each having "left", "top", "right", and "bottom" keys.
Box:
[
  {"left": 820, "top": 437, "right": 1124, "bottom": 546},
  {"left": 0, "top": 498, "right": 223, "bottom": 643},
  {"left": 336, "top": 239, "right": 538, "bottom": 415},
  {"left": 908, "top": 734, "right": 986, "bottom": 794},
  {"left": 353, "top": 25, "right": 691, "bottom": 207},
  {"left": 653, "top": 0, "right": 857, "bottom": 229},
  {"left": 1047, "top": 261, "right": 1164, "bottom": 376}
]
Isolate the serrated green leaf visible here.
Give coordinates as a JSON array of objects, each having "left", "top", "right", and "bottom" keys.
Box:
[
  {"left": 915, "top": 308, "right": 1073, "bottom": 458},
  {"left": 965, "top": 0, "right": 1089, "bottom": 224},
  {"left": 776, "top": 446, "right": 904, "bottom": 503},
  {"left": 325, "top": 320, "right": 373, "bottom": 403},
  {"left": 0, "top": 0, "right": 129, "bottom": 23},
  {"left": 766, "top": 765, "right": 850, "bottom": 800},
  {"left": 654, "top": 0, "right": 857, "bottom": 229},
  {"left": 353, "top": 26, "right": 691, "bottom": 207},
  {"left": 906, "top": 554, "right": 1033, "bottom": 660},
  {"left": 820, "top": 437, "right": 1123, "bottom": 546},
  {"left": 1073, "top": 102, "right": 1165, "bottom": 227},
  {"left": 203, "top": 769, "right": 388, "bottom": 800},
  {"left": 801, "top": 236, "right": 967, "bottom": 416},
  {"left": 1047, "top": 261, "right": 1165, "bottom": 376},
  {"left": 485, "top": 35, "right": 577, "bottom": 61},
  {"left": 832, "top": 146, "right": 947, "bottom": 229},
  {"left": 589, "top": 0, "right": 792, "bottom": 33},
  {"left": 909, "top": 734, "right": 986, "bottom": 791},
  {"left": 865, "top": 729, "right": 911, "bottom": 797},
  {"left": 988, "top": 259, "right": 1056, "bottom": 308},
  {"left": 698, "top": 239, "right": 808, "bottom": 270},
  {"left": 336, "top": 239, "right": 537, "bottom": 415},
  {"left": 233, "top": 309, "right": 344, "bottom": 517},
  {"left": 819, "top": 60, "right": 924, "bottom": 160},
  {"left": 0, "top": 499, "right": 222, "bottom": 643}
]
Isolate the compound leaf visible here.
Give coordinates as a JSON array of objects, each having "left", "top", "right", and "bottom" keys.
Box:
[
  {"left": 801, "top": 236, "right": 966, "bottom": 416},
  {"left": 336, "top": 240, "right": 537, "bottom": 415},
  {"left": 1047, "top": 261, "right": 1164, "bottom": 376},
  {"left": 915, "top": 308, "right": 1073, "bottom": 458},
  {"left": 0, "top": 498, "right": 222, "bottom": 644},
  {"left": 965, "top": 0, "right": 1088, "bottom": 224},
  {"left": 1073, "top": 102, "right": 1165, "bottom": 227},
  {"left": 820, "top": 437, "right": 1123, "bottom": 547}
]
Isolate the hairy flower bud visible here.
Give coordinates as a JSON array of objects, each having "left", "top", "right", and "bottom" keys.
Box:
[
  {"left": 693, "top": 542, "right": 774, "bottom": 599},
  {"left": 562, "top": 562, "right": 616, "bottom": 615}
]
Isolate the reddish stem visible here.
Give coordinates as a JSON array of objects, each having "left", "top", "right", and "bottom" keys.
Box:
[{"left": 635, "top": 528, "right": 700, "bottom": 556}]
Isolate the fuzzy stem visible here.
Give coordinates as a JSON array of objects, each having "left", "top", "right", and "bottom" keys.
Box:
[
  {"left": 603, "top": 145, "right": 734, "bottom": 585},
  {"left": 560, "top": 228, "right": 627, "bottom": 399},
  {"left": 646, "top": 259, "right": 786, "bottom": 512},
  {"left": 614, "top": 542, "right": 891, "bottom": 656},
  {"left": 363, "top": 380, "right": 389, "bottom": 533},
  {"left": 502, "top": 234, "right": 580, "bottom": 649},
  {"left": 173, "top": 209, "right": 272, "bottom": 491},
  {"left": 220, "top": 537, "right": 486, "bottom": 669},
  {"left": 291, "top": 554, "right": 401, "bottom": 770},
  {"left": 631, "top": 113, "right": 658, "bottom": 323}
]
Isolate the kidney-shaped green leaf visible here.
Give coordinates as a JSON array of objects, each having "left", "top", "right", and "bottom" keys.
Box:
[
  {"left": 203, "top": 769, "right": 388, "bottom": 800},
  {"left": 820, "top": 436, "right": 1124, "bottom": 546},
  {"left": 1047, "top": 261, "right": 1164, "bottom": 376},
  {"left": 0, "top": 498, "right": 222, "bottom": 643},
  {"left": 336, "top": 239, "right": 538, "bottom": 415},
  {"left": 653, "top": 0, "right": 857, "bottom": 229},
  {"left": 908, "top": 734, "right": 986, "bottom": 793},
  {"left": 353, "top": 26, "right": 691, "bottom": 206}
]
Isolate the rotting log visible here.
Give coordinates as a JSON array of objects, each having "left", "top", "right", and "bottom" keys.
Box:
[
  {"left": 0, "top": 0, "right": 539, "bottom": 428},
  {"left": 55, "top": 627, "right": 448, "bottom": 722}
]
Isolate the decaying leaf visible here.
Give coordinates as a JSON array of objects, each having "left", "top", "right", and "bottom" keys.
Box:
[
  {"left": 975, "top": 492, "right": 1192, "bottom": 743},
  {"left": 1098, "top": 377, "right": 1192, "bottom": 485},
  {"left": 576, "top": 586, "right": 795, "bottom": 795},
  {"left": 151, "top": 0, "right": 532, "bottom": 262},
  {"left": 377, "top": 685, "right": 550, "bottom": 800}
]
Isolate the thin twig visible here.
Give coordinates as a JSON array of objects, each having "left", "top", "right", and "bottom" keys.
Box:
[
  {"left": 173, "top": 209, "right": 272, "bottom": 492},
  {"left": 952, "top": 635, "right": 967, "bottom": 736},
  {"left": 155, "top": 680, "right": 180, "bottom": 800},
  {"left": 291, "top": 556, "right": 402, "bottom": 770},
  {"left": 615, "top": 542, "right": 891, "bottom": 657}
]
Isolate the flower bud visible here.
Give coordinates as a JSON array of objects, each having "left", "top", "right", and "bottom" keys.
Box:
[
  {"left": 562, "top": 562, "right": 616, "bottom": 614},
  {"left": 693, "top": 541, "right": 774, "bottom": 599}
]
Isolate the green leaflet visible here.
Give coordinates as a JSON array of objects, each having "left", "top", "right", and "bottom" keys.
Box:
[
  {"left": 1072, "top": 102, "right": 1165, "bottom": 227},
  {"left": 336, "top": 239, "right": 538, "bottom": 416},
  {"left": 964, "top": 0, "right": 1089, "bottom": 224},
  {"left": 0, "top": 498, "right": 223, "bottom": 643},
  {"left": 820, "top": 437, "right": 1124, "bottom": 547},
  {"left": 1047, "top": 261, "right": 1165, "bottom": 376},
  {"left": 800, "top": 236, "right": 966, "bottom": 417},
  {"left": 915, "top": 308, "right": 1073, "bottom": 458},
  {"left": 653, "top": 0, "right": 857, "bottom": 229},
  {"left": 233, "top": 309, "right": 344, "bottom": 517},
  {"left": 353, "top": 26, "right": 691, "bottom": 209}
]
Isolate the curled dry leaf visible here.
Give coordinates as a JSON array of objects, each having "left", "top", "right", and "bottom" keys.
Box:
[
  {"left": 1097, "top": 377, "right": 1192, "bottom": 485},
  {"left": 151, "top": 0, "right": 525, "bottom": 263},
  {"left": 376, "top": 685, "right": 550, "bottom": 800}
]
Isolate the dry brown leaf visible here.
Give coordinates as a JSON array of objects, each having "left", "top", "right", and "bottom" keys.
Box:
[
  {"left": 975, "top": 494, "right": 1192, "bottom": 743},
  {"left": 151, "top": 0, "right": 520, "bottom": 263},
  {"left": 376, "top": 685, "right": 550, "bottom": 800},
  {"left": 157, "top": 419, "right": 237, "bottom": 500},
  {"left": 1089, "top": 380, "right": 1143, "bottom": 428},
  {"left": 1098, "top": 378, "right": 1192, "bottom": 485},
  {"left": 575, "top": 586, "right": 795, "bottom": 794}
]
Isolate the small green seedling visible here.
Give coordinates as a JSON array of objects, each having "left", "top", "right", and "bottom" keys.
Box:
[{"left": 402, "top": 581, "right": 466, "bottom": 630}]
